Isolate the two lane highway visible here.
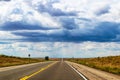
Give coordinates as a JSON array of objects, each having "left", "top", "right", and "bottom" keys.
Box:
[{"left": 0, "top": 61, "right": 86, "bottom": 80}]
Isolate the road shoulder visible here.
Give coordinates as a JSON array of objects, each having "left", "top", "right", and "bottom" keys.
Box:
[{"left": 66, "top": 61, "right": 120, "bottom": 80}]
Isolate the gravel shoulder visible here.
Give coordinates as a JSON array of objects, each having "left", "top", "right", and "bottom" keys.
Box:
[{"left": 66, "top": 61, "right": 120, "bottom": 80}]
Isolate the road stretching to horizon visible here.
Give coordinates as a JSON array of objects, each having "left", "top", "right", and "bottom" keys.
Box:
[{"left": 0, "top": 61, "right": 86, "bottom": 80}]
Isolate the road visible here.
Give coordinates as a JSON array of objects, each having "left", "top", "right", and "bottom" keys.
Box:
[{"left": 0, "top": 61, "right": 86, "bottom": 80}]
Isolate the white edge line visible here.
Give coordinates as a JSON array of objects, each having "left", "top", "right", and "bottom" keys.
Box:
[{"left": 66, "top": 62, "right": 88, "bottom": 80}]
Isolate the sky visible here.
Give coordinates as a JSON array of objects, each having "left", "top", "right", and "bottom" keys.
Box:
[{"left": 0, "top": 0, "right": 120, "bottom": 58}]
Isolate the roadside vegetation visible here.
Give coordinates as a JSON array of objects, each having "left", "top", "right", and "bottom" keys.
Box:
[
  {"left": 0, "top": 54, "right": 46, "bottom": 67},
  {"left": 67, "top": 55, "right": 120, "bottom": 75}
]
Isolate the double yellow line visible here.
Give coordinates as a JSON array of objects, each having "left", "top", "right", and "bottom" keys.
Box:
[{"left": 20, "top": 62, "right": 56, "bottom": 80}]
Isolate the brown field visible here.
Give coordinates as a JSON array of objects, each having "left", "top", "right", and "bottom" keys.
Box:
[
  {"left": 0, "top": 55, "right": 45, "bottom": 67},
  {"left": 67, "top": 55, "right": 120, "bottom": 75}
]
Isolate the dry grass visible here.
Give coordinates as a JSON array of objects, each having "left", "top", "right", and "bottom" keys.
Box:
[
  {"left": 0, "top": 55, "right": 45, "bottom": 67},
  {"left": 67, "top": 55, "right": 120, "bottom": 75}
]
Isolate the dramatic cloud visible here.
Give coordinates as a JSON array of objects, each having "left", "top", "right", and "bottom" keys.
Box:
[
  {"left": 0, "top": 0, "right": 120, "bottom": 57},
  {"left": 0, "top": 0, "right": 61, "bottom": 30},
  {"left": 11, "top": 22, "right": 120, "bottom": 42},
  {"left": 33, "top": 0, "right": 77, "bottom": 16}
]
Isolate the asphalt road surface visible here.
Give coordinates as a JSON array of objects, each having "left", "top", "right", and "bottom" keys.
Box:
[
  {"left": 0, "top": 62, "right": 53, "bottom": 80},
  {"left": 0, "top": 61, "right": 86, "bottom": 80}
]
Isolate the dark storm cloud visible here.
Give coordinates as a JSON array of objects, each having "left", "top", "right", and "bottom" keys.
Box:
[
  {"left": 0, "top": 21, "right": 59, "bottom": 31},
  {"left": 35, "top": 1, "right": 77, "bottom": 16},
  {"left": 11, "top": 22, "right": 120, "bottom": 42},
  {"left": 61, "top": 18, "right": 78, "bottom": 29}
]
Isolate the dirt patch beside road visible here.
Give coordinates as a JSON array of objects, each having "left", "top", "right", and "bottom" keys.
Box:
[{"left": 66, "top": 61, "right": 120, "bottom": 80}]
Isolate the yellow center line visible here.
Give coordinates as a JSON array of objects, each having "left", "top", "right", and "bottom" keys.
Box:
[{"left": 20, "top": 62, "right": 56, "bottom": 80}]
